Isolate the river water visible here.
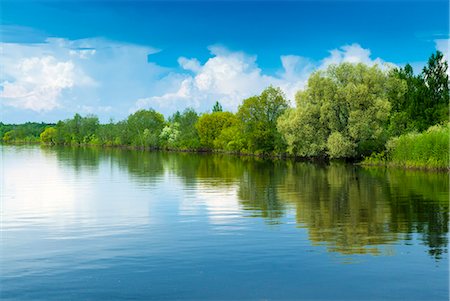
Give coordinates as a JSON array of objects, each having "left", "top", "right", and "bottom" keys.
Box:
[{"left": 1, "top": 145, "right": 448, "bottom": 300}]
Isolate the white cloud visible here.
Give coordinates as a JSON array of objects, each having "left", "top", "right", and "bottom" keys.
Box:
[
  {"left": 0, "top": 37, "right": 165, "bottom": 119},
  {"left": 178, "top": 57, "right": 201, "bottom": 72},
  {"left": 69, "top": 48, "right": 97, "bottom": 59},
  {"left": 134, "top": 46, "right": 275, "bottom": 113},
  {"left": 1, "top": 56, "right": 75, "bottom": 111},
  {"left": 0, "top": 36, "right": 393, "bottom": 122},
  {"left": 321, "top": 43, "right": 387, "bottom": 68},
  {"left": 133, "top": 43, "right": 388, "bottom": 114}
]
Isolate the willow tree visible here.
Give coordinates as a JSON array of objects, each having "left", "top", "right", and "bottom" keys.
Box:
[{"left": 278, "top": 63, "right": 405, "bottom": 159}]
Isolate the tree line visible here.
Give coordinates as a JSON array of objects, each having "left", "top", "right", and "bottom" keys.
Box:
[{"left": 3, "top": 51, "right": 449, "bottom": 163}]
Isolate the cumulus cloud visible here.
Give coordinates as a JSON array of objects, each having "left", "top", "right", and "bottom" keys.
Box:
[
  {"left": 134, "top": 46, "right": 275, "bottom": 113},
  {"left": 1, "top": 56, "right": 76, "bottom": 111},
  {"left": 321, "top": 43, "right": 387, "bottom": 68},
  {"left": 0, "top": 37, "right": 164, "bottom": 119},
  {"left": 178, "top": 57, "right": 202, "bottom": 72},
  {"left": 0, "top": 40, "right": 97, "bottom": 112},
  {"left": 133, "top": 43, "right": 387, "bottom": 114},
  {"left": 0, "top": 35, "right": 392, "bottom": 122}
]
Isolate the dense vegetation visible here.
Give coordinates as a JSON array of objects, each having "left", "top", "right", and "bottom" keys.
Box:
[
  {"left": 0, "top": 122, "right": 54, "bottom": 143},
  {"left": 363, "top": 123, "right": 449, "bottom": 169},
  {"left": 2, "top": 51, "right": 449, "bottom": 168}
]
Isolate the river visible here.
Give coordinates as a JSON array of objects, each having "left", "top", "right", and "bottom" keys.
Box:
[{"left": 1, "top": 145, "right": 448, "bottom": 300}]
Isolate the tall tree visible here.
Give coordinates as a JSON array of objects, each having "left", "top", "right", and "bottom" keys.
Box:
[
  {"left": 170, "top": 108, "right": 201, "bottom": 149},
  {"left": 212, "top": 101, "right": 223, "bottom": 112},
  {"left": 389, "top": 51, "right": 449, "bottom": 133},
  {"left": 422, "top": 51, "right": 449, "bottom": 127},
  {"left": 278, "top": 63, "right": 403, "bottom": 158},
  {"left": 196, "top": 111, "right": 236, "bottom": 149},
  {"left": 237, "top": 86, "right": 289, "bottom": 154},
  {"left": 127, "top": 109, "right": 165, "bottom": 148}
]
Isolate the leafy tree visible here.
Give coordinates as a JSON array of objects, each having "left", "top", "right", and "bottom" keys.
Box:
[
  {"left": 40, "top": 127, "right": 57, "bottom": 144},
  {"left": 127, "top": 109, "right": 165, "bottom": 148},
  {"left": 1, "top": 122, "right": 52, "bottom": 143},
  {"left": 278, "top": 63, "right": 402, "bottom": 159},
  {"left": 237, "top": 86, "right": 289, "bottom": 154},
  {"left": 212, "top": 101, "right": 223, "bottom": 112},
  {"left": 389, "top": 51, "right": 449, "bottom": 134},
  {"left": 422, "top": 51, "right": 449, "bottom": 127},
  {"left": 2, "top": 130, "right": 16, "bottom": 143},
  {"left": 196, "top": 111, "right": 236, "bottom": 149},
  {"left": 96, "top": 119, "right": 118, "bottom": 146},
  {"left": 159, "top": 122, "right": 180, "bottom": 149},
  {"left": 214, "top": 124, "right": 246, "bottom": 152},
  {"left": 170, "top": 108, "right": 201, "bottom": 149}
]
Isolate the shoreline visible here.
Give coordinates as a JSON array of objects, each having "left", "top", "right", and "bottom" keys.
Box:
[
  {"left": 3, "top": 142, "right": 448, "bottom": 172},
  {"left": 358, "top": 161, "right": 450, "bottom": 173}
]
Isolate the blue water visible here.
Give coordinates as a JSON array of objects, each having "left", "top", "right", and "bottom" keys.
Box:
[{"left": 1, "top": 146, "right": 448, "bottom": 300}]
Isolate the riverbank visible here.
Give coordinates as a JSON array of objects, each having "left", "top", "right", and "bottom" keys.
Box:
[
  {"left": 4, "top": 122, "right": 449, "bottom": 171},
  {"left": 5, "top": 140, "right": 445, "bottom": 172},
  {"left": 361, "top": 123, "right": 449, "bottom": 171}
]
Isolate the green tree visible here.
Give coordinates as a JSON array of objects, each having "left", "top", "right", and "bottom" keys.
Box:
[
  {"left": 422, "top": 51, "right": 449, "bottom": 127},
  {"left": 127, "top": 109, "right": 165, "bottom": 148},
  {"left": 196, "top": 111, "right": 236, "bottom": 149},
  {"left": 212, "top": 101, "right": 223, "bottom": 112},
  {"left": 389, "top": 51, "right": 449, "bottom": 134},
  {"left": 2, "top": 130, "right": 16, "bottom": 143},
  {"left": 279, "top": 63, "right": 402, "bottom": 159},
  {"left": 40, "top": 127, "right": 57, "bottom": 144},
  {"left": 237, "top": 86, "right": 289, "bottom": 154},
  {"left": 159, "top": 122, "right": 180, "bottom": 149},
  {"left": 170, "top": 108, "right": 201, "bottom": 149}
]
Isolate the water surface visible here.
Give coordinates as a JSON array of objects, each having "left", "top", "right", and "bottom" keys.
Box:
[{"left": 1, "top": 145, "right": 448, "bottom": 300}]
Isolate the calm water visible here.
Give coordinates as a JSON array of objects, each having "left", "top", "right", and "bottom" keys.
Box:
[{"left": 1, "top": 145, "right": 448, "bottom": 300}]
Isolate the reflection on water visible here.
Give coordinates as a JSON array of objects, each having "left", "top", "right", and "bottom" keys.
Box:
[
  {"left": 1, "top": 145, "right": 448, "bottom": 300},
  {"left": 13, "top": 145, "right": 450, "bottom": 257}
]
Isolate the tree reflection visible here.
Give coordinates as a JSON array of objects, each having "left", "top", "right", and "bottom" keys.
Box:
[
  {"left": 365, "top": 168, "right": 449, "bottom": 259},
  {"left": 50, "top": 146, "right": 100, "bottom": 173},
  {"left": 278, "top": 163, "right": 400, "bottom": 254},
  {"left": 237, "top": 159, "right": 286, "bottom": 222},
  {"left": 49, "top": 146, "right": 448, "bottom": 258}
]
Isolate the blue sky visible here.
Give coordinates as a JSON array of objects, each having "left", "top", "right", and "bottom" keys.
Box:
[{"left": 1, "top": 0, "right": 448, "bottom": 123}]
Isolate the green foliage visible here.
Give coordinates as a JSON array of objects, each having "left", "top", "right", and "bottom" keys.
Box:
[
  {"left": 387, "top": 124, "right": 449, "bottom": 169},
  {"left": 127, "top": 109, "right": 165, "bottom": 147},
  {"left": 237, "top": 86, "right": 289, "bottom": 154},
  {"left": 422, "top": 51, "right": 449, "bottom": 127},
  {"left": 327, "top": 132, "right": 356, "bottom": 158},
  {"left": 389, "top": 51, "right": 449, "bottom": 134},
  {"left": 0, "top": 122, "right": 52, "bottom": 143},
  {"left": 3, "top": 52, "right": 447, "bottom": 169},
  {"left": 170, "top": 108, "right": 201, "bottom": 149},
  {"left": 53, "top": 114, "right": 100, "bottom": 145},
  {"left": 160, "top": 122, "right": 180, "bottom": 149},
  {"left": 196, "top": 111, "right": 236, "bottom": 149},
  {"left": 2, "top": 130, "right": 15, "bottom": 143},
  {"left": 212, "top": 101, "right": 223, "bottom": 112},
  {"left": 363, "top": 123, "right": 449, "bottom": 169},
  {"left": 279, "top": 63, "right": 400, "bottom": 158},
  {"left": 278, "top": 106, "right": 327, "bottom": 157},
  {"left": 40, "top": 127, "right": 57, "bottom": 144},
  {"left": 96, "top": 119, "right": 120, "bottom": 146}
]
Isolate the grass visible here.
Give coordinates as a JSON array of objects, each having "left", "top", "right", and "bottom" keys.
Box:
[{"left": 362, "top": 123, "right": 449, "bottom": 170}]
